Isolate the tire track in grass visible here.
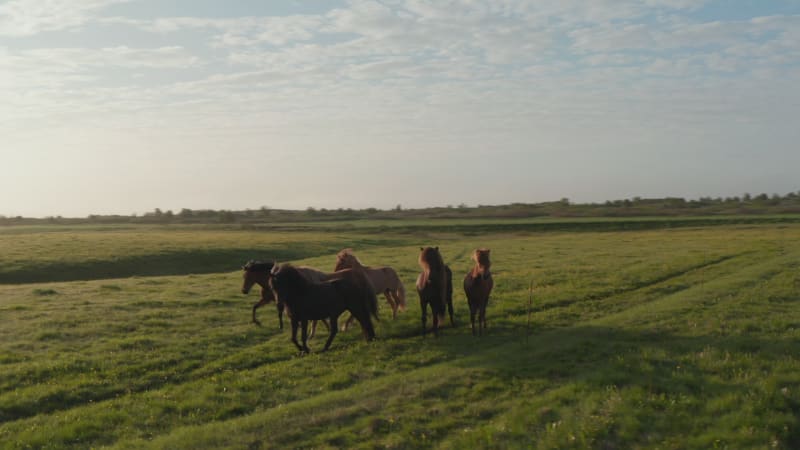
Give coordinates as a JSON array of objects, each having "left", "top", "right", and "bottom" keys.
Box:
[
  {"left": 524, "top": 253, "right": 748, "bottom": 316},
  {"left": 105, "top": 350, "right": 514, "bottom": 449},
  {"left": 0, "top": 331, "right": 466, "bottom": 448},
  {"left": 0, "top": 250, "right": 771, "bottom": 426},
  {"left": 592, "top": 250, "right": 797, "bottom": 329}
]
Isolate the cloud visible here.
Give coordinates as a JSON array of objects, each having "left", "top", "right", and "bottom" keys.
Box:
[
  {"left": 2, "top": 2, "right": 799, "bottom": 159},
  {"left": 570, "top": 24, "right": 656, "bottom": 52},
  {"left": 0, "top": 0, "right": 126, "bottom": 36}
]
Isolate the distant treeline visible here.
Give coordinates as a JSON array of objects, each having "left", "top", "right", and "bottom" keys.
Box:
[{"left": 3, "top": 192, "right": 800, "bottom": 226}]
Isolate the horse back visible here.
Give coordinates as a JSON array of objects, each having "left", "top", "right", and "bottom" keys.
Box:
[
  {"left": 364, "top": 266, "right": 399, "bottom": 291},
  {"left": 287, "top": 282, "right": 345, "bottom": 320},
  {"left": 296, "top": 266, "right": 331, "bottom": 283}
]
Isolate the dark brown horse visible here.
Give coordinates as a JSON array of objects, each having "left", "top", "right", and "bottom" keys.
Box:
[
  {"left": 334, "top": 249, "right": 407, "bottom": 319},
  {"left": 241, "top": 260, "right": 328, "bottom": 337},
  {"left": 269, "top": 264, "right": 378, "bottom": 353},
  {"left": 241, "top": 260, "right": 283, "bottom": 327},
  {"left": 463, "top": 248, "right": 493, "bottom": 336},
  {"left": 416, "top": 246, "right": 454, "bottom": 337}
]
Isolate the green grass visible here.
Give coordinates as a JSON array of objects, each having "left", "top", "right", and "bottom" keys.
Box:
[{"left": 1, "top": 221, "right": 799, "bottom": 448}]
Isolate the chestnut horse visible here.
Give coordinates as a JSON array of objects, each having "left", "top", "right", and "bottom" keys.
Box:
[
  {"left": 334, "top": 249, "right": 406, "bottom": 319},
  {"left": 463, "top": 248, "right": 493, "bottom": 336},
  {"left": 416, "top": 246, "right": 454, "bottom": 337},
  {"left": 269, "top": 264, "right": 378, "bottom": 353}
]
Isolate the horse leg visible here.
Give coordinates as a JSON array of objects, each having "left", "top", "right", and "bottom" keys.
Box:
[
  {"left": 290, "top": 319, "right": 303, "bottom": 352},
  {"left": 342, "top": 313, "right": 357, "bottom": 332},
  {"left": 480, "top": 300, "right": 488, "bottom": 335},
  {"left": 447, "top": 296, "right": 455, "bottom": 327},
  {"left": 432, "top": 308, "right": 440, "bottom": 337},
  {"left": 321, "top": 316, "right": 338, "bottom": 352},
  {"left": 384, "top": 290, "right": 397, "bottom": 319},
  {"left": 276, "top": 301, "right": 285, "bottom": 330},
  {"left": 309, "top": 320, "right": 316, "bottom": 340},
  {"left": 364, "top": 314, "right": 376, "bottom": 341},
  {"left": 469, "top": 302, "right": 477, "bottom": 336},
  {"left": 352, "top": 308, "right": 376, "bottom": 341},
  {"left": 252, "top": 299, "right": 268, "bottom": 326},
  {"left": 420, "top": 300, "right": 428, "bottom": 337},
  {"left": 300, "top": 319, "right": 311, "bottom": 354}
]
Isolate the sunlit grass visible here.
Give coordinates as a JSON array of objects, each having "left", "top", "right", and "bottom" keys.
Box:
[{"left": 1, "top": 223, "right": 799, "bottom": 448}]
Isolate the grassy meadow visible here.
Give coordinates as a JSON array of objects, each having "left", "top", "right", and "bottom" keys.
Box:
[{"left": 1, "top": 220, "right": 799, "bottom": 449}]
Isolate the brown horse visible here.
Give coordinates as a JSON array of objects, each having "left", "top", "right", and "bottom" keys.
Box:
[
  {"left": 463, "top": 248, "right": 494, "bottom": 336},
  {"left": 241, "top": 260, "right": 283, "bottom": 326},
  {"left": 416, "top": 246, "right": 454, "bottom": 337},
  {"left": 268, "top": 264, "right": 378, "bottom": 353},
  {"left": 241, "top": 260, "right": 329, "bottom": 337},
  {"left": 334, "top": 249, "right": 406, "bottom": 319}
]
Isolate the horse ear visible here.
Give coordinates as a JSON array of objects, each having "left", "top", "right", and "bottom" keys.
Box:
[
  {"left": 270, "top": 264, "right": 280, "bottom": 275},
  {"left": 435, "top": 246, "right": 439, "bottom": 251},
  {"left": 420, "top": 247, "right": 424, "bottom": 251}
]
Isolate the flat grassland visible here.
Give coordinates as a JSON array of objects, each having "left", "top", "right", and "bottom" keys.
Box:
[{"left": 1, "top": 220, "right": 799, "bottom": 449}]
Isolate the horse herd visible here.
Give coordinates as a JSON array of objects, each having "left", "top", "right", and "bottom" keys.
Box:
[{"left": 241, "top": 247, "right": 494, "bottom": 353}]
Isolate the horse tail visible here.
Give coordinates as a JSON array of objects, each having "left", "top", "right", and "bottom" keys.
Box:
[
  {"left": 396, "top": 279, "right": 407, "bottom": 311},
  {"left": 356, "top": 279, "right": 378, "bottom": 340},
  {"left": 388, "top": 268, "right": 406, "bottom": 311},
  {"left": 367, "top": 283, "right": 379, "bottom": 322}
]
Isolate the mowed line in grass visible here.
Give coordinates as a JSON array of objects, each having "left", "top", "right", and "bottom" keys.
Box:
[
  {"left": 0, "top": 235, "right": 739, "bottom": 413},
  {"left": 103, "top": 249, "right": 800, "bottom": 449},
  {"left": 0, "top": 244, "right": 788, "bottom": 448},
  {"left": 1, "top": 227, "right": 794, "bottom": 445}
]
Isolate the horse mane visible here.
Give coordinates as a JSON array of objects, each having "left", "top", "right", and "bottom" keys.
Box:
[
  {"left": 419, "top": 247, "right": 444, "bottom": 272},
  {"left": 243, "top": 260, "right": 275, "bottom": 272},
  {"left": 335, "top": 248, "right": 365, "bottom": 269},
  {"left": 418, "top": 246, "right": 445, "bottom": 288},
  {"left": 273, "top": 263, "right": 301, "bottom": 279},
  {"left": 472, "top": 249, "right": 491, "bottom": 269},
  {"left": 270, "top": 264, "right": 311, "bottom": 293}
]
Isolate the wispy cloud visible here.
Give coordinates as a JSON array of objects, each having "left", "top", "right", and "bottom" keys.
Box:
[
  {"left": 1, "top": 1, "right": 799, "bottom": 216},
  {"left": 0, "top": 0, "right": 126, "bottom": 36}
]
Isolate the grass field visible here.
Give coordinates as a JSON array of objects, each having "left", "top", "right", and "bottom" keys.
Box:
[{"left": 1, "top": 220, "right": 799, "bottom": 449}]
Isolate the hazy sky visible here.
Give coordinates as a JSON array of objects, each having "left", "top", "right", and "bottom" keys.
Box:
[{"left": 2, "top": 0, "right": 799, "bottom": 217}]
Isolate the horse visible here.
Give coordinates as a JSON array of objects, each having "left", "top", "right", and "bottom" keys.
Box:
[
  {"left": 463, "top": 248, "right": 493, "bottom": 336},
  {"left": 241, "top": 260, "right": 328, "bottom": 338},
  {"left": 416, "top": 246, "right": 454, "bottom": 337},
  {"left": 268, "top": 264, "right": 379, "bottom": 353},
  {"left": 334, "top": 249, "right": 406, "bottom": 319}
]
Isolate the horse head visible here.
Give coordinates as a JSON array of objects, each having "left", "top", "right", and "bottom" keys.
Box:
[
  {"left": 334, "top": 249, "right": 354, "bottom": 271},
  {"left": 418, "top": 246, "right": 443, "bottom": 270},
  {"left": 472, "top": 248, "right": 491, "bottom": 266},
  {"left": 472, "top": 248, "right": 492, "bottom": 279},
  {"left": 241, "top": 260, "right": 274, "bottom": 294}
]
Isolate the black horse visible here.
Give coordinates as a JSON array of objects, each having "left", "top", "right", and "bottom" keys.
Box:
[
  {"left": 268, "top": 264, "right": 378, "bottom": 353},
  {"left": 416, "top": 246, "right": 454, "bottom": 337}
]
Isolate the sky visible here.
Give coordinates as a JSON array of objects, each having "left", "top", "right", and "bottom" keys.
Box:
[{"left": 1, "top": 0, "right": 799, "bottom": 218}]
